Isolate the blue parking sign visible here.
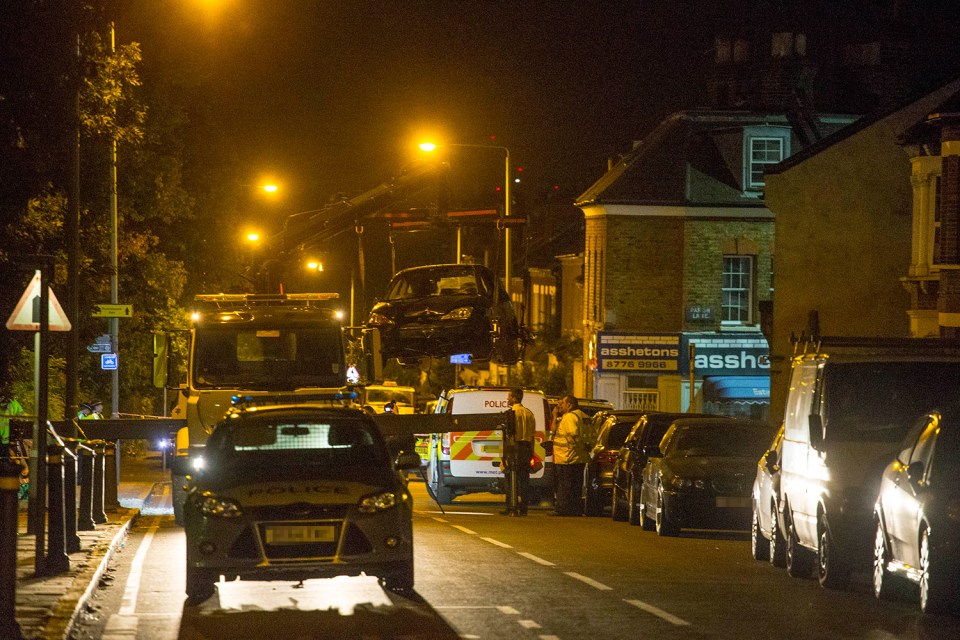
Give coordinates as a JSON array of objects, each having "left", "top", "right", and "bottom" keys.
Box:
[{"left": 101, "top": 353, "right": 118, "bottom": 370}]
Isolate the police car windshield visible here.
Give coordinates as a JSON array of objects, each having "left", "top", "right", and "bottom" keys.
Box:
[
  {"left": 207, "top": 418, "right": 389, "bottom": 467},
  {"left": 193, "top": 326, "right": 344, "bottom": 390}
]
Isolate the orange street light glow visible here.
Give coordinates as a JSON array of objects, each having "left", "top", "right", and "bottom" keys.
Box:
[{"left": 246, "top": 232, "right": 260, "bottom": 242}]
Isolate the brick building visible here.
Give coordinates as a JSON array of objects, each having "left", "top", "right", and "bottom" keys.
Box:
[{"left": 575, "top": 110, "right": 855, "bottom": 417}]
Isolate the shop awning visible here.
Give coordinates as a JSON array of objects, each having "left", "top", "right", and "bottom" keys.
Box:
[{"left": 702, "top": 376, "right": 770, "bottom": 401}]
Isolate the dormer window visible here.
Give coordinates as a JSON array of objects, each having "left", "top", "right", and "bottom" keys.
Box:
[
  {"left": 748, "top": 137, "right": 784, "bottom": 189},
  {"left": 742, "top": 126, "right": 791, "bottom": 192}
]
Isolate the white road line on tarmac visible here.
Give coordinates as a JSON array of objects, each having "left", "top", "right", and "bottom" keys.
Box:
[
  {"left": 564, "top": 572, "right": 612, "bottom": 591},
  {"left": 624, "top": 599, "right": 691, "bottom": 626},
  {"left": 451, "top": 525, "right": 477, "bottom": 535},
  {"left": 119, "top": 520, "right": 160, "bottom": 615},
  {"left": 481, "top": 536, "right": 512, "bottom": 548},
  {"left": 518, "top": 619, "right": 542, "bottom": 629},
  {"left": 517, "top": 551, "right": 555, "bottom": 566},
  {"left": 431, "top": 516, "right": 448, "bottom": 523},
  {"left": 497, "top": 606, "right": 520, "bottom": 614},
  {"left": 539, "top": 636, "right": 561, "bottom": 640}
]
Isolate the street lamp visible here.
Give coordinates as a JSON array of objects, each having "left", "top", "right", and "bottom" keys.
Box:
[{"left": 418, "top": 141, "right": 512, "bottom": 284}]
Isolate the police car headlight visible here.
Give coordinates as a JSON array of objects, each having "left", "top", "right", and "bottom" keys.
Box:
[
  {"left": 441, "top": 306, "right": 473, "bottom": 320},
  {"left": 358, "top": 491, "right": 400, "bottom": 513},
  {"left": 197, "top": 491, "right": 243, "bottom": 518}
]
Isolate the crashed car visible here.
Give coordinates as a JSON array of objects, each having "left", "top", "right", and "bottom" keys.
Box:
[
  {"left": 367, "top": 263, "right": 523, "bottom": 364},
  {"left": 181, "top": 404, "right": 420, "bottom": 601}
]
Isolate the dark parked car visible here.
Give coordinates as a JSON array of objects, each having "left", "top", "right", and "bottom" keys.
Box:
[
  {"left": 367, "top": 264, "right": 522, "bottom": 364},
  {"left": 640, "top": 417, "right": 774, "bottom": 536},
  {"left": 181, "top": 404, "right": 421, "bottom": 602},
  {"left": 583, "top": 410, "right": 646, "bottom": 516},
  {"left": 610, "top": 412, "right": 707, "bottom": 526},
  {"left": 873, "top": 407, "right": 960, "bottom": 614},
  {"left": 751, "top": 424, "right": 786, "bottom": 566}
]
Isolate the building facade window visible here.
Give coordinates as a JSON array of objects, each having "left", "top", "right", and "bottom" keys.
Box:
[
  {"left": 722, "top": 255, "right": 754, "bottom": 324},
  {"left": 748, "top": 137, "right": 784, "bottom": 189}
]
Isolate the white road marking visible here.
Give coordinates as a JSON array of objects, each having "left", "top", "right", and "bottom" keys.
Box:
[
  {"left": 519, "top": 619, "right": 542, "bottom": 629},
  {"left": 539, "top": 636, "right": 561, "bottom": 640},
  {"left": 119, "top": 520, "right": 160, "bottom": 615},
  {"left": 431, "top": 516, "right": 449, "bottom": 523},
  {"left": 481, "top": 536, "right": 512, "bottom": 548},
  {"left": 624, "top": 598, "right": 691, "bottom": 626},
  {"left": 451, "top": 525, "right": 477, "bottom": 535},
  {"left": 564, "top": 572, "right": 612, "bottom": 591},
  {"left": 517, "top": 552, "right": 555, "bottom": 566},
  {"left": 420, "top": 510, "right": 494, "bottom": 516},
  {"left": 497, "top": 606, "right": 520, "bottom": 614}
]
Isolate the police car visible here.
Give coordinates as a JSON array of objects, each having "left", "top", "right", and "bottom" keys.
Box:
[{"left": 181, "top": 403, "right": 420, "bottom": 601}]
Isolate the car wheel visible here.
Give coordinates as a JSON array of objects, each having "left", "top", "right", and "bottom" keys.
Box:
[
  {"left": 769, "top": 503, "right": 786, "bottom": 568},
  {"left": 817, "top": 516, "right": 850, "bottom": 589},
  {"left": 628, "top": 480, "right": 642, "bottom": 526},
  {"left": 381, "top": 560, "right": 415, "bottom": 592},
  {"left": 920, "top": 528, "right": 952, "bottom": 614},
  {"left": 185, "top": 564, "right": 217, "bottom": 603},
  {"left": 640, "top": 483, "right": 656, "bottom": 531},
  {"left": 873, "top": 521, "right": 903, "bottom": 601},
  {"left": 172, "top": 473, "right": 187, "bottom": 527},
  {"left": 584, "top": 469, "right": 602, "bottom": 517},
  {"left": 785, "top": 514, "right": 814, "bottom": 578},
  {"left": 655, "top": 486, "right": 679, "bottom": 537},
  {"left": 611, "top": 485, "right": 627, "bottom": 522},
  {"left": 751, "top": 503, "right": 770, "bottom": 561}
]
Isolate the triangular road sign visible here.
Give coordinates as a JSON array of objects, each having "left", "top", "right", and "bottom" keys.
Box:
[{"left": 6, "top": 270, "right": 72, "bottom": 331}]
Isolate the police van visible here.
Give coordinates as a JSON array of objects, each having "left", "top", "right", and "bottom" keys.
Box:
[{"left": 426, "top": 387, "right": 551, "bottom": 504}]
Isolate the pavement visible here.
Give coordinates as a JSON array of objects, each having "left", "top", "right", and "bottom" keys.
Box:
[{"left": 9, "top": 453, "right": 166, "bottom": 640}]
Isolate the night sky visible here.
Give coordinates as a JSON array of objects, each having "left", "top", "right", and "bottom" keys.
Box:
[{"left": 118, "top": 1, "right": 706, "bottom": 213}]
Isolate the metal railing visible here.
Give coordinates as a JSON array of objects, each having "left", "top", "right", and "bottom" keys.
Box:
[{"left": 622, "top": 390, "right": 659, "bottom": 411}]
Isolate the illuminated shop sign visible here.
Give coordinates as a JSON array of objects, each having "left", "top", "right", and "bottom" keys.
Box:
[
  {"left": 680, "top": 334, "right": 770, "bottom": 376},
  {"left": 596, "top": 333, "right": 681, "bottom": 372}
]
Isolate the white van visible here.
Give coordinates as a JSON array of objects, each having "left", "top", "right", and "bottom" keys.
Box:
[
  {"left": 779, "top": 343, "right": 960, "bottom": 589},
  {"left": 426, "top": 387, "right": 552, "bottom": 504}
]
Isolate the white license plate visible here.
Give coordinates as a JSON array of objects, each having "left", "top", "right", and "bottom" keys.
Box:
[
  {"left": 715, "top": 497, "right": 750, "bottom": 508},
  {"left": 265, "top": 525, "right": 335, "bottom": 545},
  {"left": 481, "top": 444, "right": 502, "bottom": 454}
]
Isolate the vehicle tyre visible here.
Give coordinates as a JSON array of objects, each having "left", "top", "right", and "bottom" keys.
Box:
[
  {"left": 628, "top": 480, "right": 641, "bottom": 526},
  {"left": 751, "top": 503, "right": 770, "bottom": 561},
  {"left": 381, "top": 559, "right": 415, "bottom": 592},
  {"left": 769, "top": 503, "right": 786, "bottom": 568},
  {"left": 432, "top": 483, "right": 454, "bottom": 505},
  {"left": 172, "top": 473, "right": 187, "bottom": 527},
  {"left": 584, "top": 468, "right": 602, "bottom": 517},
  {"left": 785, "top": 514, "right": 814, "bottom": 578},
  {"left": 920, "top": 528, "right": 952, "bottom": 614},
  {"left": 873, "top": 522, "right": 904, "bottom": 601},
  {"left": 655, "top": 486, "right": 679, "bottom": 537},
  {"left": 185, "top": 563, "right": 217, "bottom": 603},
  {"left": 611, "top": 485, "right": 627, "bottom": 522},
  {"left": 817, "top": 517, "right": 851, "bottom": 590}
]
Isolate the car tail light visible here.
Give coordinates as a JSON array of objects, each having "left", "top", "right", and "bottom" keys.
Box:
[
  {"left": 441, "top": 433, "right": 451, "bottom": 455},
  {"left": 597, "top": 450, "right": 618, "bottom": 465}
]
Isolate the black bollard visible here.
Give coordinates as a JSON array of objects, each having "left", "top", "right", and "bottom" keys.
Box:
[
  {"left": 63, "top": 441, "right": 80, "bottom": 553},
  {"left": 43, "top": 444, "right": 69, "bottom": 575},
  {"left": 1, "top": 456, "right": 26, "bottom": 639},
  {"left": 104, "top": 442, "right": 118, "bottom": 512},
  {"left": 77, "top": 444, "right": 95, "bottom": 531},
  {"left": 91, "top": 443, "right": 107, "bottom": 525}
]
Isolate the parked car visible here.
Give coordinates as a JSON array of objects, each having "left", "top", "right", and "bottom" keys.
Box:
[
  {"left": 873, "top": 406, "right": 960, "bottom": 614},
  {"left": 779, "top": 352, "right": 960, "bottom": 589},
  {"left": 367, "top": 263, "right": 523, "bottom": 364},
  {"left": 181, "top": 404, "right": 421, "bottom": 601},
  {"left": 583, "top": 410, "right": 646, "bottom": 516},
  {"left": 610, "top": 412, "right": 707, "bottom": 526},
  {"left": 640, "top": 417, "right": 774, "bottom": 536},
  {"left": 751, "top": 424, "right": 786, "bottom": 566}
]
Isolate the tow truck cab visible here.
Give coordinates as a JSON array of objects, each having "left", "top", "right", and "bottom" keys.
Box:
[{"left": 170, "top": 292, "right": 348, "bottom": 524}]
